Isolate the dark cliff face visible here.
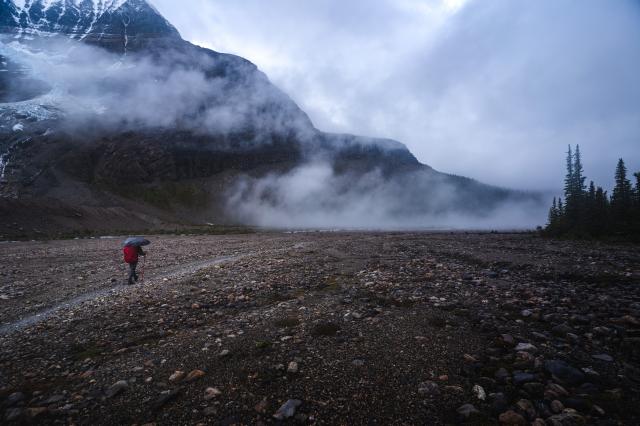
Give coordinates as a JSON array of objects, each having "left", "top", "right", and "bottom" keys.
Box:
[{"left": 2, "top": 0, "right": 180, "bottom": 53}]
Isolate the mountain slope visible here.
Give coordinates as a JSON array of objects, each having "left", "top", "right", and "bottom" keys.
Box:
[{"left": 0, "top": 0, "right": 543, "bottom": 237}]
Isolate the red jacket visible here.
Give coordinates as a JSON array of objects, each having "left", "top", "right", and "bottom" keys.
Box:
[{"left": 123, "top": 246, "right": 143, "bottom": 264}]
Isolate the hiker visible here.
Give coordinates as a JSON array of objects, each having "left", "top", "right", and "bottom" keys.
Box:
[{"left": 123, "top": 244, "right": 146, "bottom": 285}]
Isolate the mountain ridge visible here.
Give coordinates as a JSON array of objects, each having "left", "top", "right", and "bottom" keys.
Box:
[{"left": 0, "top": 0, "right": 544, "bottom": 237}]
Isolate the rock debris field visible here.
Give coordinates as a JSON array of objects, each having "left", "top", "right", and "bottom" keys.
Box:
[{"left": 0, "top": 232, "right": 639, "bottom": 425}]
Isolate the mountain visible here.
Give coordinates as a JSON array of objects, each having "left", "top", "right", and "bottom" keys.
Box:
[
  {"left": 0, "top": 0, "right": 542, "bottom": 238},
  {"left": 2, "top": 0, "right": 179, "bottom": 52}
]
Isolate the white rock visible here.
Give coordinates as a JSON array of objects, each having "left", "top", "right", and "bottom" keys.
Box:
[{"left": 472, "top": 384, "right": 486, "bottom": 400}]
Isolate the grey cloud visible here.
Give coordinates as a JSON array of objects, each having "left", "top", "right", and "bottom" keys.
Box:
[{"left": 153, "top": 0, "right": 640, "bottom": 191}]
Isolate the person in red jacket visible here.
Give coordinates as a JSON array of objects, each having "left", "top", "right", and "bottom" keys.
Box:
[{"left": 123, "top": 245, "right": 146, "bottom": 285}]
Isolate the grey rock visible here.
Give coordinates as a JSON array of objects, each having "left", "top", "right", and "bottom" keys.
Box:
[
  {"left": 457, "top": 403, "right": 480, "bottom": 419},
  {"left": 552, "top": 324, "right": 573, "bottom": 337},
  {"left": 202, "top": 407, "right": 217, "bottom": 417},
  {"left": 592, "top": 353, "right": 613, "bottom": 362},
  {"left": 495, "top": 367, "right": 510, "bottom": 383},
  {"left": 547, "top": 412, "right": 586, "bottom": 426},
  {"left": 513, "top": 372, "right": 536, "bottom": 385},
  {"left": 5, "top": 408, "right": 22, "bottom": 422},
  {"left": 6, "top": 392, "right": 25, "bottom": 407},
  {"left": 544, "top": 360, "right": 585, "bottom": 386},
  {"left": 105, "top": 381, "right": 128, "bottom": 398},
  {"left": 515, "top": 342, "right": 537, "bottom": 352},
  {"left": 273, "top": 399, "right": 302, "bottom": 420},
  {"left": 152, "top": 388, "right": 181, "bottom": 411},
  {"left": 418, "top": 381, "right": 440, "bottom": 396},
  {"left": 523, "top": 382, "right": 544, "bottom": 397},
  {"left": 43, "top": 395, "right": 65, "bottom": 405}
]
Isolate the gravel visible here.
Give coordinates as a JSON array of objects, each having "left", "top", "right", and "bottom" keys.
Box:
[{"left": 0, "top": 232, "right": 639, "bottom": 424}]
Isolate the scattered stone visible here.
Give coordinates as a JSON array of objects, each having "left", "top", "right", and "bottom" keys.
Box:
[
  {"left": 43, "top": 394, "right": 64, "bottom": 405},
  {"left": 495, "top": 368, "right": 510, "bottom": 383},
  {"left": 254, "top": 398, "right": 269, "bottom": 414},
  {"left": 592, "top": 354, "right": 613, "bottom": 362},
  {"left": 515, "top": 343, "right": 537, "bottom": 353},
  {"left": 204, "top": 387, "right": 222, "bottom": 400},
  {"left": 418, "top": 381, "right": 440, "bottom": 396},
  {"left": 105, "top": 380, "right": 128, "bottom": 398},
  {"left": 26, "top": 407, "right": 47, "bottom": 418},
  {"left": 6, "top": 392, "right": 25, "bottom": 406},
  {"left": 152, "top": 388, "right": 181, "bottom": 411},
  {"left": 185, "top": 369, "right": 206, "bottom": 382},
  {"left": 273, "top": 399, "right": 302, "bottom": 420},
  {"left": 499, "top": 334, "right": 516, "bottom": 347},
  {"left": 523, "top": 382, "right": 544, "bottom": 397},
  {"left": 516, "top": 399, "right": 536, "bottom": 419},
  {"left": 287, "top": 362, "right": 299, "bottom": 374},
  {"left": 547, "top": 411, "right": 586, "bottom": 426},
  {"left": 472, "top": 384, "right": 486, "bottom": 400},
  {"left": 457, "top": 404, "right": 480, "bottom": 420},
  {"left": 5, "top": 408, "right": 22, "bottom": 422},
  {"left": 169, "top": 371, "right": 185, "bottom": 382},
  {"left": 544, "top": 360, "right": 585, "bottom": 386},
  {"left": 550, "top": 399, "right": 564, "bottom": 414},
  {"left": 513, "top": 372, "right": 536, "bottom": 385},
  {"left": 552, "top": 324, "right": 573, "bottom": 337},
  {"left": 202, "top": 407, "right": 217, "bottom": 417},
  {"left": 499, "top": 410, "right": 527, "bottom": 425},
  {"left": 463, "top": 354, "right": 478, "bottom": 362}
]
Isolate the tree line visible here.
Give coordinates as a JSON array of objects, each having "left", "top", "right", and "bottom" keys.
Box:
[{"left": 545, "top": 145, "right": 640, "bottom": 239}]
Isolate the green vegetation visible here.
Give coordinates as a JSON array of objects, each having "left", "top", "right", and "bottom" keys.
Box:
[{"left": 545, "top": 145, "right": 640, "bottom": 240}]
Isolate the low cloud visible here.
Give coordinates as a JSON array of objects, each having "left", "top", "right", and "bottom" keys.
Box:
[
  {"left": 0, "top": 35, "right": 311, "bottom": 139},
  {"left": 226, "top": 162, "right": 547, "bottom": 230},
  {"left": 154, "top": 0, "right": 640, "bottom": 191}
]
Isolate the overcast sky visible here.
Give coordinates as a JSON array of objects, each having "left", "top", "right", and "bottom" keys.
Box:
[{"left": 152, "top": 0, "right": 640, "bottom": 192}]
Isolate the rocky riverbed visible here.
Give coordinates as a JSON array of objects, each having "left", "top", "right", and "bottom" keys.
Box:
[{"left": 1, "top": 232, "right": 639, "bottom": 425}]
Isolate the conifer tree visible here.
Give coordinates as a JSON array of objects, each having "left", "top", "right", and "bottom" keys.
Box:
[
  {"left": 563, "top": 145, "right": 575, "bottom": 222},
  {"left": 548, "top": 197, "right": 558, "bottom": 229},
  {"left": 585, "top": 181, "right": 597, "bottom": 234},
  {"left": 563, "top": 145, "right": 573, "bottom": 209},
  {"left": 544, "top": 148, "right": 638, "bottom": 239},
  {"left": 573, "top": 145, "right": 586, "bottom": 197},
  {"left": 593, "top": 186, "right": 609, "bottom": 236},
  {"left": 611, "top": 159, "right": 632, "bottom": 228},
  {"left": 634, "top": 172, "right": 640, "bottom": 206}
]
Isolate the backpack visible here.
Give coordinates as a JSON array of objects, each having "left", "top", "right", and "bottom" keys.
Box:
[{"left": 123, "top": 246, "right": 139, "bottom": 264}]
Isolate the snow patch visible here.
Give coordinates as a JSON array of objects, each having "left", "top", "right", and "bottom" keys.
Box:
[
  {"left": 12, "top": 1, "right": 129, "bottom": 14},
  {"left": 12, "top": 123, "right": 24, "bottom": 132}
]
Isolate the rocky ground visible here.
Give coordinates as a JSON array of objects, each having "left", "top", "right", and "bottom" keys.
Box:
[{"left": 0, "top": 232, "right": 639, "bottom": 425}]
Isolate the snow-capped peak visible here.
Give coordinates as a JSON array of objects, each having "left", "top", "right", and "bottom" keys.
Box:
[
  {"left": 12, "top": 1, "right": 130, "bottom": 14},
  {"left": 3, "top": 0, "right": 180, "bottom": 53}
]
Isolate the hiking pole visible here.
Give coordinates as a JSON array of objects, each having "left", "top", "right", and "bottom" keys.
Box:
[{"left": 140, "top": 254, "right": 147, "bottom": 284}]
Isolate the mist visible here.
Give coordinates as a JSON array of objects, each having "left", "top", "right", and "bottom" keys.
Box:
[
  {"left": 226, "top": 162, "right": 547, "bottom": 230},
  {"left": 0, "top": 35, "right": 312, "bottom": 140},
  {"left": 1, "top": 21, "right": 549, "bottom": 230}
]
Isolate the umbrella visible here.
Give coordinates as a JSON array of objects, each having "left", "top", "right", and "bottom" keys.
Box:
[{"left": 122, "top": 237, "right": 151, "bottom": 248}]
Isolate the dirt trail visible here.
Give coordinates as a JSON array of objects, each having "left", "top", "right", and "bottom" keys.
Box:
[{"left": 0, "top": 254, "right": 244, "bottom": 335}]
